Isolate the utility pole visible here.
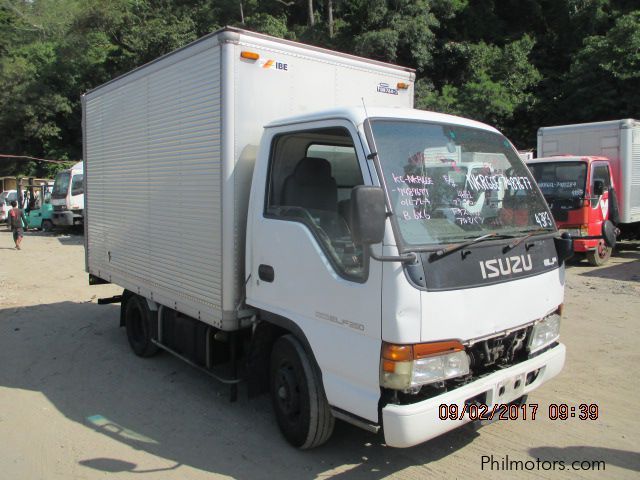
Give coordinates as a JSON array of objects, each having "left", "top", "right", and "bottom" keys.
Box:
[{"left": 17, "top": 177, "right": 23, "bottom": 209}]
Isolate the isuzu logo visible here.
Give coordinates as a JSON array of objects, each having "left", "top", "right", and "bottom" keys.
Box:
[{"left": 479, "top": 255, "right": 533, "bottom": 279}]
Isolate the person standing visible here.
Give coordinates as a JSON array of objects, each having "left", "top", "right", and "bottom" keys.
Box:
[{"left": 9, "top": 200, "right": 28, "bottom": 250}]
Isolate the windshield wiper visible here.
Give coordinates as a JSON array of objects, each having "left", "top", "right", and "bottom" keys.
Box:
[
  {"left": 502, "top": 228, "right": 554, "bottom": 253},
  {"left": 429, "top": 232, "right": 513, "bottom": 261}
]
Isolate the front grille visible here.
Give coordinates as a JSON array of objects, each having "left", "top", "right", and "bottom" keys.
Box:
[{"left": 53, "top": 205, "right": 68, "bottom": 212}]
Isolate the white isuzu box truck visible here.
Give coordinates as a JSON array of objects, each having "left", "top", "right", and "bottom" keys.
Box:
[{"left": 85, "top": 27, "right": 569, "bottom": 449}]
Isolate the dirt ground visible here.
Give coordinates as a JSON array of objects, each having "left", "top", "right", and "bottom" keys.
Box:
[{"left": 1, "top": 228, "right": 639, "bottom": 480}]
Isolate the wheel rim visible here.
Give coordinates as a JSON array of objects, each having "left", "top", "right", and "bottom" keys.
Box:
[
  {"left": 275, "top": 362, "right": 301, "bottom": 421},
  {"left": 597, "top": 241, "right": 611, "bottom": 259}
]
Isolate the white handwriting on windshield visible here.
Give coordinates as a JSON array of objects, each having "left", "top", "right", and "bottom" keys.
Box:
[
  {"left": 402, "top": 210, "right": 430, "bottom": 220},
  {"left": 397, "top": 186, "right": 430, "bottom": 197},
  {"left": 467, "top": 174, "right": 532, "bottom": 191},
  {"left": 451, "top": 208, "right": 484, "bottom": 225},
  {"left": 391, "top": 173, "right": 434, "bottom": 185},
  {"left": 534, "top": 211, "right": 553, "bottom": 228}
]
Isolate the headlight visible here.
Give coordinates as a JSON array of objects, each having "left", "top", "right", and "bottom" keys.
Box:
[
  {"left": 528, "top": 313, "right": 561, "bottom": 354},
  {"left": 381, "top": 341, "right": 470, "bottom": 390},
  {"left": 413, "top": 351, "right": 470, "bottom": 384}
]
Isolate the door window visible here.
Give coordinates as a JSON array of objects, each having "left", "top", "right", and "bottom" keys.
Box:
[
  {"left": 591, "top": 165, "right": 611, "bottom": 191},
  {"left": 266, "top": 127, "right": 367, "bottom": 281},
  {"left": 71, "top": 174, "right": 84, "bottom": 196}
]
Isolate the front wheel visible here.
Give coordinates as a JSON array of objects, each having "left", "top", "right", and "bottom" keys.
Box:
[
  {"left": 586, "top": 241, "right": 612, "bottom": 266},
  {"left": 270, "top": 335, "right": 334, "bottom": 449},
  {"left": 41, "top": 219, "right": 53, "bottom": 232},
  {"left": 124, "top": 295, "right": 160, "bottom": 357}
]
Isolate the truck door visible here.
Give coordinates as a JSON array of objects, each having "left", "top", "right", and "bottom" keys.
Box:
[
  {"left": 247, "top": 120, "right": 383, "bottom": 422},
  {"left": 589, "top": 162, "right": 612, "bottom": 231}
]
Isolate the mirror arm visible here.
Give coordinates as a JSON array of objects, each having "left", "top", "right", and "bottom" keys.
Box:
[{"left": 368, "top": 245, "right": 417, "bottom": 264}]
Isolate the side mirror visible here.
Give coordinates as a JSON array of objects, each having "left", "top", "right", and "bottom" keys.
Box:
[
  {"left": 350, "top": 186, "right": 386, "bottom": 245},
  {"left": 601, "top": 219, "right": 617, "bottom": 248},
  {"left": 554, "top": 233, "right": 574, "bottom": 265},
  {"left": 593, "top": 180, "right": 604, "bottom": 196}
]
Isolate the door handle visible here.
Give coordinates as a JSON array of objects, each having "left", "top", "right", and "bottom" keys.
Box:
[{"left": 258, "top": 264, "right": 274, "bottom": 282}]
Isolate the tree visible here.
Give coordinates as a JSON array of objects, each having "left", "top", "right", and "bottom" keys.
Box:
[
  {"left": 560, "top": 11, "right": 640, "bottom": 122},
  {"left": 417, "top": 35, "right": 541, "bottom": 134}
]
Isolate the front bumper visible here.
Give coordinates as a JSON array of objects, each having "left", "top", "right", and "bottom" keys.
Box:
[
  {"left": 558, "top": 229, "right": 599, "bottom": 251},
  {"left": 572, "top": 239, "right": 600, "bottom": 252},
  {"left": 52, "top": 211, "right": 83, "bottom": 226},
  {"left": 382, "top": 343, "right": 566, "bottom": 448}
]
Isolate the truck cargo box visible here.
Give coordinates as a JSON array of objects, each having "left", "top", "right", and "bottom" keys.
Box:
[{"left": 84, "top": 27, "right": 415, "bottom": 330}]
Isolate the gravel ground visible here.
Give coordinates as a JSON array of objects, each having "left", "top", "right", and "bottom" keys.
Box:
[{"left": 1, "top": 229, "right": 639, "bottom": 479}]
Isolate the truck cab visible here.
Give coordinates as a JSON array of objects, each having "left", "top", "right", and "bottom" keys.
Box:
[
  {"left": 246, "top": 107, "right": 567, "bottom": 447},
  {"left": 527, "top": 155, "right": 615, "bottom": 265},
  {"left": 51, "top": 161, "right": 84, "bottom": 226}
]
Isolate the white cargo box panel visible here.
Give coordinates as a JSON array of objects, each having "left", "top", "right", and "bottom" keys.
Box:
[
  {"left": 84, "top": 27, "right": 415, "bottom": 330},
  {"left": 537, "top": 119, "right": 640, "bottom": 224}
]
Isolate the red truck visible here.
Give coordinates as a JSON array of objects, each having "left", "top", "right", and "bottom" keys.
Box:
[{"left": 527, "top": 155, "right": 618, "bottom": 265}]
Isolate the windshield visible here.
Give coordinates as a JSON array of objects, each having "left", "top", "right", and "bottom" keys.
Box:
[
  {"left": 371, "top": 120, "right": 554, "bottom": 247},
  {"left": 52, "top": 172, "right": 71, "bottom": 198},
  {"left": 528, "top": 162, "right": 586, "bottom": 211}
]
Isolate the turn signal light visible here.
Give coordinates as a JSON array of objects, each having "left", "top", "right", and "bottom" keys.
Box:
[
  {"left": 382, "top": 341, "right": 464, "bottom": 372},
  {"left": 397, "top": 82, "right": 410, "bottom": 90},
  {"left": 381, "top": 340, "right": 469, "bottom": 390},
  {"left": 240, "top": 51, "right": 260, "bottom": 60}
]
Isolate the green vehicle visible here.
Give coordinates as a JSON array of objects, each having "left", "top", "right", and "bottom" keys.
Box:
[{"left": 25, "top": 184, "right": 55, "bottom": 231}]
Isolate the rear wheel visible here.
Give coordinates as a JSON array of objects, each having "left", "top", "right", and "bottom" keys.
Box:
[
  {"left": 124, "top": 295, "right": 160, "bottom": 357},
  {"left": 270, "top": 335, "right": 334, "bottom": 449},
  {"left": 586, "top": 241, "right": 612, "bottom": 266}
]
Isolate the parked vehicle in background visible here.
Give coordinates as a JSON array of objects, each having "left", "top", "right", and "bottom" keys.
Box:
[
  {"left": 527, "top": 155, "right": 617, "bottom": 265},
  {"left": 537, "top": 119, "right": 640, "bottom": 242},
  {"left": 1, "top": 190, "right": 19, "bottom": 226},
  {"left": 51, "top": 161, "right": 84, "bottom": 226},
  {"left": 85, "top": 27, "right": 570, "bottom": 450},
  {"left": 25, "top": 183, "right": 55, "bottom": 231}
]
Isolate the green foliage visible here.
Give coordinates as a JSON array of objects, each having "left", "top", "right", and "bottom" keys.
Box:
[
  {"left": 0, "top": 0, "right": 638, "bottom": 175},
  {"left": 245, "top": 13, "right": 289, "bottom": 38},
  {"left": 337, "top": 0, "right": 438, "bottom": 71},
  {"left": 560, "top": 11, "right": 640, "bottom": 121},
  {"left": 417, "top": 35, "right": 541, "bottom": 131}
]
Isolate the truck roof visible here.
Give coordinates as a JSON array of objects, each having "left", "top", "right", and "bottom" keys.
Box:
[
  {"left": 265, "top": 106, "right": 501, "bottom": 134},
  {"left": 538, "top": 118, "right": 638, "bottom": 134},
  {"left": 85, "top": 27, "right": 415, "bottom": 98},
  {"left": 527, "top": 155, "right": 611, "bottom": 164}
]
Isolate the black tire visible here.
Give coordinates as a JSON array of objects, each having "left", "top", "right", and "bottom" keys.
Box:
[
  {"left": 124, "top": 295, "right": 160, "bottom": 357},
  {"left": 270, "top": 335, "right": 334, "bottom": 449},
  {"left": 586, "top": 241, "right": 612, "bottom": 266},
  {"left": 41, "top": 220, "right": 53, "bottom": 232}
]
